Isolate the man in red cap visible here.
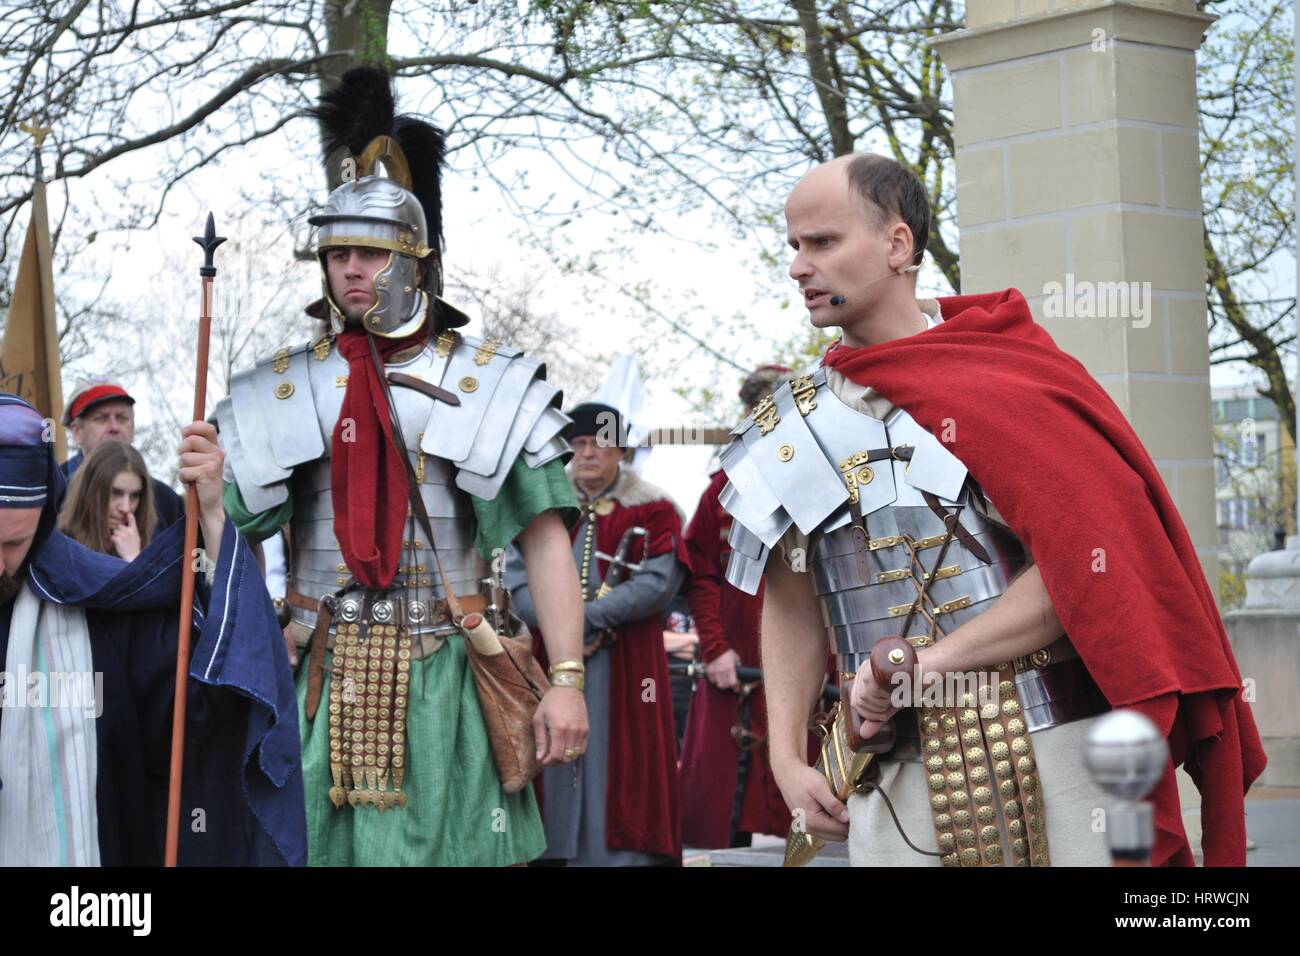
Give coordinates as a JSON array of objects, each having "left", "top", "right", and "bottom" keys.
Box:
[{"left": 61, "top": 379, "right": 184, "bottom": 528}]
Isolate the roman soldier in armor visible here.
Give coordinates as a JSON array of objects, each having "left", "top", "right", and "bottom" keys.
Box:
[
  {"left": 722, "top": 153, "right": 1265, "bottom": 867},
  {"left": 505, "top": 402, "right": 686, "bottom": 865},
  {"left": 215, "top": 68, "right": 588, "bottom": 866}
]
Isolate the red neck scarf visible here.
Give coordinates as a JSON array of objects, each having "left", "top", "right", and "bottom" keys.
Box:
[
  {"left": 823, "top": 289, "right": 1266, "bottom": 866},
  {"left": 331, "top": 324, "right": 430, "bottom": 589}
]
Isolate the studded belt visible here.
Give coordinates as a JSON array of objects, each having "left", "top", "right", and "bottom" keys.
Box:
[
  {"left": 285, "top": 586, "right": 487, "bottom": 652},
  {"left": 874, "top": 638, "right": 1108, "bottom": 764}
]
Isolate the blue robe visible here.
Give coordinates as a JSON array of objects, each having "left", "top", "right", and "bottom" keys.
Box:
[{"left": 0, "top": 516, "right": 307, "bottom": 866}]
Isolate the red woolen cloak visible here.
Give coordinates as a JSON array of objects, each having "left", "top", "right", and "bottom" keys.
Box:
[
  {"left": 822, "top": 288, "right": 1267, "bottom": 867},
  {"left": 535, "top": 470, "right": 687, "bottom": 861},
  {"left": 679, "top": 470, "right": 802, "bottom": 845}
]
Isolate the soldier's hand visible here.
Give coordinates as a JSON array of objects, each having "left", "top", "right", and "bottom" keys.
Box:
[
  {"left": 179, "top": 421, "right": 224, "bottom": 523},
  {"left": 851, "top": 659, "right": 899, "bottom": 739},
  {"left": 534, "top": 685, "right": 589, "bottom": 766},
  {"left": 705, "top": 648, "right": 741, "bottom": 690},
  {"left": 776, "top": 763, "right": 849, "bottom": 842},
  {"left": 283, "top": 627, "right": 299, "bottom": 667}
]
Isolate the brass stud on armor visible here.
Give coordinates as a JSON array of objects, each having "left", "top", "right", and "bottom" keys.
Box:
[
  {"left": 946, "top": 771, "right": 965, "bottom": 790},
  {"left": 965, "top": 746, "right": 986, "bottom": 764},
  {"left": 924, "top": 737, "right": 941, "bottom": 755},
  {"left": 1002, "top": 699, "right": 1021, "bottom": 717},
  {"left": 941, "top": 853, "right": 960, "bottom": 867},
  {"left": 960, "top": 848, "right": 980, "bottom": 867},
  {"left": 1011, "top": 736, "right": 1030, "bottom": 756},
  {"left": 777, "top": 443, "right": 794, "bottom": 462},
  {"left": 923, "top": 717, "right": 940, "bottom": 734},
  {"left": 980, "top": 703, "right": 999, "bottom": 720},
  {"left": 1026, "top": 795, "right": 1040, "bottom": 814},
  {"left": 938, "top": 833, "right": 956, "bottom": 853},
  {"left": 274, "top": 381, "right": 294, "bottom": 400},
  {"left": 1017, "top": 756, "right": 1035, "bottom": 774},
  {"left": 1021, "top": 774, "right": 1038, "bottom": 794},
  {"left": 984, "top": 844, "right": 1003, "bottom": 864},
  {"left": 977, "top": 806, "right": 996, "bottom": 825},
  {"left": 951, "top": 810, "right": 972, "bottom": 829},
  {"left": 931, "top": 794, "right": 949, "bottom": 813},
  {"left": 928, "top": 773, "right": 946, "bottom": 793},
  {"left": 1000, "top": 779, "right": 1019, "bottom": 799},
  {"left": 1003, "top": 800, "right": 1023, "bottom": 819},
  {"left": 994, "top": 760, "right": 1013, "bottom": 780},
  {"left": 986, "top": 722, "right": 1005, "bottom": 741},
  {"left": 940, "top": 714, "right": 957, "bottom": 732},
  {"left": 926, "top": 755, "right": 944, "bottom": 772},
  {"left": 959, "top": 710, "right": 979, "bottom": 728},
  {"left": 957, "top": 828, "right": 977, "bottom": 848},
  {"left": 935, "top": 813, "right": 952, "bottom": 830},
  {"left": 942, "top": 734, "right": 959, "bottom": 751},
  {"left": 1007, "top": 718, "right": 1026, "bottom": 735},
  {"left": 969, "top": 766, "right": 990, "bottom": 785},
  {"left": 999, "top": 679, "right": 1015, "bottom": 695},
  {"left": 1012, "top": 838, "right": 1027, "bottom": 857},
  {"left": 980, "top": 825, "right": 1000, "bottom": 844},
  {"left": 972, "top": 786, "right": 992, "bottom": 806},
  {"left": 1008, "top": 819, "right": 1024, "bottom": 838},
  {"left": 949, "top": 791, "right": 969, "bottom": 809},
  {"left": 961, "top": 728, "right": 981, "bottom": 746},
  {"left": 991, "top": 742, "right": 1010, "bottom": 761},
  {"left": 945, "top": 754, "right": 963, "bottom": 772}
]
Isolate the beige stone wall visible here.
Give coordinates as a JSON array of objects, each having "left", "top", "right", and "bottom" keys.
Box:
[{"left": 933, "top": 0, "right": 1220, "bottom": 594}]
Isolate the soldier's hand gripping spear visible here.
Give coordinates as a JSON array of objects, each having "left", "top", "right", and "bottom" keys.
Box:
[{"left": 164, "top": 213, "right": 226, "bottom": 867}]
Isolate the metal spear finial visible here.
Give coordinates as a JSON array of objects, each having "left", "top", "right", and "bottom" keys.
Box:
[{"left": 192, "top": 212, "right": 227, "bottom": 277}]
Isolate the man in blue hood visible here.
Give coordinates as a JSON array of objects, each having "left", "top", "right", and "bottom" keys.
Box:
[{"left": 0, "top": 393, "right": 306, "bottom": 866}]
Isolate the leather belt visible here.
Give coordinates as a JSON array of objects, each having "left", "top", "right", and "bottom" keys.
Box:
[
  {"left": 876, "top": 651, "right": 1107, "bottom": 764},
  {"left": 285, "top": 586, "right": 487, "bottom": 633}
]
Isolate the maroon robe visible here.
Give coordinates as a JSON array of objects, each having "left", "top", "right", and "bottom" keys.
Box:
[
  {"left": 534, "top": 471, "right": 687, "bottom": 861},
  {"left": 678, "top": 470, "right": 822, "bottom": 846}
]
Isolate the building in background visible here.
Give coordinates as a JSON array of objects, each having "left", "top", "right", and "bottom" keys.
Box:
[{"left": 1213, "top": 385, "right": 1296, "bottom": 606}]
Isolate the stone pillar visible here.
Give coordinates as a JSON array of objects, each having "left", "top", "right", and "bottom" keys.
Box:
[{"left": 930, "top": 0, "right": 1219, "bottom": 592}]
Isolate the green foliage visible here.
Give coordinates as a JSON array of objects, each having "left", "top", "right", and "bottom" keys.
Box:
[{"left": 1219, "top": 567, "right": 1247, "bottom": 610}]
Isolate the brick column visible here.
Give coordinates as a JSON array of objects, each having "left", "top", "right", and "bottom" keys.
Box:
[{"left": 931, "top": 0, "right": 1219, "bottom": 592}]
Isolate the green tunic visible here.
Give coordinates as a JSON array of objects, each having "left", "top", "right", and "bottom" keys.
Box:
[{"left": 224, "top": 457, "right": 578, "bottom": 866}]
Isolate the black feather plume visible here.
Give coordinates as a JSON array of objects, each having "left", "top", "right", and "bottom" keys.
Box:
[
  {"left": 311, "top": 68, "right": 447, "bottom": 259},
  {"left": 310, "top": 67, "right": 396, "bottom": 157},
  {"left": 392, "top": 115, "right": 446, "bottom": 253}
]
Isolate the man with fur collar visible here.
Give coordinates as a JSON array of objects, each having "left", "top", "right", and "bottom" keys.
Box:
[{"left": 506, "top": 402, "right": 686, "bottom": 865}]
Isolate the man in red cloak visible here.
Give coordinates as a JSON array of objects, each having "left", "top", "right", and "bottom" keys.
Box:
[
  {"left": 507, "top": 402, "right": 686, "bottom": 865},
  {"left": 750, "top": 153, "right": 1265, "bottom": 867},
  {"left": 680, "top": 364, "right": 819, "bottom": 848}
]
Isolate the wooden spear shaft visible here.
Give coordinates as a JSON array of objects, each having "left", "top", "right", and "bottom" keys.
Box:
[{"left": 164, "top": 213, "right": 225, "bottom": 867}]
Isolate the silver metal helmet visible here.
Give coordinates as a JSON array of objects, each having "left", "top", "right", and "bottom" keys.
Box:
[{"left": 309, "top": 173, "right": 433, "bottom": 339}]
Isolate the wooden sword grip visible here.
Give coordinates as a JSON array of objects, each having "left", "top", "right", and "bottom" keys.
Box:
[{"left": 845, "top": 637, "right": 918, "bottom": 754}]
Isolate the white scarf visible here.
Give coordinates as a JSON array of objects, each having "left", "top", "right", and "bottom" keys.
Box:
[{"left": 0, "top": 582, "right": 100, "bottom": 865}]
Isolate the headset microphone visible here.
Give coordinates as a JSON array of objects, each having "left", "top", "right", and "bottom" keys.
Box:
[{"left": 826, "top": 261, "right": 922, "bottom": 307}]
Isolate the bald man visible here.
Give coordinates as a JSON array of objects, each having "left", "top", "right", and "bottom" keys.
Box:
[{"left": 710, "top": 153, "right": 1262, "bottom": 868}]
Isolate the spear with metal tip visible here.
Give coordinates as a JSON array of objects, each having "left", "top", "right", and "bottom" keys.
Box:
[{"left": 164, "top": 212, "right": 226, "bottom": 867}]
